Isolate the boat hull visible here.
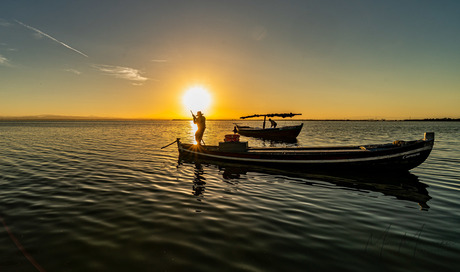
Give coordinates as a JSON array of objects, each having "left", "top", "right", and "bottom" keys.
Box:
[
  {"left": 235, "top": 123, "right": 303, "bottom": 141},
  {"left": 177, "top": 133, "right": 434, "bottom": 172}
]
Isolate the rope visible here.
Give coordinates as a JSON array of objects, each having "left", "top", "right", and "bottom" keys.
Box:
[{"left": 1, "top": 216, "right": 46, "bottom": 272}]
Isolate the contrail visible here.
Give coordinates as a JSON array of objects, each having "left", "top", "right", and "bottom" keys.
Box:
[{"left": 15, "top": 20, "right": 88, "bottom": 58}]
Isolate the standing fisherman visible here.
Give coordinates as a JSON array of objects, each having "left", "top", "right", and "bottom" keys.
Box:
[{"left": 191, "top": 111, "right": 206, "bottom": 145}]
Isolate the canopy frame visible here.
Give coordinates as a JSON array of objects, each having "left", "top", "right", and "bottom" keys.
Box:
[{"left": 240, "top": 113, "right": 302, "bottom": 129}]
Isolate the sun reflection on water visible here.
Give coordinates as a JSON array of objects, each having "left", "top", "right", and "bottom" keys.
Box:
[{"left": 190, "top": 121, "right": 198, "bottom": 144}]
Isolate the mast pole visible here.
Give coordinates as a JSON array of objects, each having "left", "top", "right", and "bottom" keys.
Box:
[{"left": 263, "top": 115, "right": 266, "bottom": 129}]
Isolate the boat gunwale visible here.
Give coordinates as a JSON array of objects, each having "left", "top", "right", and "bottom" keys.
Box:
[{"left": 180, "top": 139, "right": 427, "bottom": 153}]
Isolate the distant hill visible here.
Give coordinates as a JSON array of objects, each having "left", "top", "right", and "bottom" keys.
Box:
[
  {"left": 403, "top": 118, "right": 460, "bottom": 122},
  {"left": 0, "top": 115, "right": 119, "bottom": 120}
]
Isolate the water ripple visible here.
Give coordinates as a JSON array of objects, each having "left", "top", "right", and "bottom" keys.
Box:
[{"left": 1, "top": 121, "right": 459, "bottom": 271}]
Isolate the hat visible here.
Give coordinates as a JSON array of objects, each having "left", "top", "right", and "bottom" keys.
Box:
[{"left": 197, "top": 111, "right": 202, "bottom": 115}]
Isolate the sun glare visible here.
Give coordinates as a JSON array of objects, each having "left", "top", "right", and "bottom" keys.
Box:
[{"left": 182, "top": 86, "right": 212, "bottom": 113}]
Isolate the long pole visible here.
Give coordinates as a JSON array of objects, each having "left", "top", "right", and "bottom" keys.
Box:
[{"left": 161, "top": 139, "right": 178, "bottom": 149}]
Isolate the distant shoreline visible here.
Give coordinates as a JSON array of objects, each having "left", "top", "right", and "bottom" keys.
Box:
[{"left": 1, "top": 116, "right": 459, "bottom": 122}]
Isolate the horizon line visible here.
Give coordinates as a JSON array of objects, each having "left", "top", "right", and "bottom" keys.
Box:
[{"left": 1, "top": 115, "right": 459, "bottom": 122}]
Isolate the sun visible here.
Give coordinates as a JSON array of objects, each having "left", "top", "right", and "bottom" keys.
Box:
[{"left": 182, "top": 86, "right": 212, "bottom": 113}]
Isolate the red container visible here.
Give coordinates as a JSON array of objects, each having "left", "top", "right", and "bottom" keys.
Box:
[{"left": 224, "top": 134, "right": 240, "bottom": 142}]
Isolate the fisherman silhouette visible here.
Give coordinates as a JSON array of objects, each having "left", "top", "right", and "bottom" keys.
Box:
[
  {"left": 192, "top": 111, "right": 206, "bottom": 145},
  {"left": 269, "top": 118, "right": 277, "bottom": 128}
]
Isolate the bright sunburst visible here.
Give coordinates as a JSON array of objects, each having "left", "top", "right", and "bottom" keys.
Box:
[{"left": 182, "top": 86, "right": 212, "bottom": 113}]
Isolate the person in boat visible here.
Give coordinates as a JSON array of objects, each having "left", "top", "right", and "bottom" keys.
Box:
[
  {"left": 192, "top": 111, "right": 206, "bottom": 145},
  {"left": 269, "top": 118, "right": 277, "bottom": 128}
]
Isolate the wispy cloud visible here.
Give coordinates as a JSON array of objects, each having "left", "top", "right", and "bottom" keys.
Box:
[
  {"left": 151, "top": 59, "right": 168, "bottom": 63},
  {"left": 64, "top": 68, "right": 81, "bottom": 75},
  {"left": 15, "top": 20, "right": 89, "bottom": 58},
  {"left": 0, "top": 18, "right": 12, "bottom": 27},
  {"left": 92, "top": 64, "right": 148, "bottom": 84},
  {"left": 0, "top": 42, "right": 16, "bottom": 52},
  {"left": 0, "top": 54, "right": 11, "bottom": 66}
]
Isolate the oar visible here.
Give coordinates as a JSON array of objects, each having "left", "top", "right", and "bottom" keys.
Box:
[{"left": 161, "top": 139, "right": 178, "bottom": 149}]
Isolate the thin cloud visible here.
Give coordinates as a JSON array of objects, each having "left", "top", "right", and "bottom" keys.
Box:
[
  {"left": 92, "top": 64, "right": 148, "bottom": 83},
  {"left": 64, "top": 68, "right": 81, "bottom": 75},
  {"left": 0, "top": 54, "right": 11, "bottom": 66},
  {"left": 151, "top": 59, "right": 168, "bottom": 63},
  {"left": 15, "top": 20, "right": 88, "bottom": 58},
  {"left": 0, "top": 42, "right": 16, "bottom": 51},
  {"left": 0, "top": 19, "right": 11, "bottom": 27}
]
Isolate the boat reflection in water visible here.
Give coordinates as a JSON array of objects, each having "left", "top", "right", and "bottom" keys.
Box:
[
  {"left": 178, "top": 155, "right": 432, "bottom": 210},
  {"left": 191, "top": 163, "right": 206, "bottom": 198}
]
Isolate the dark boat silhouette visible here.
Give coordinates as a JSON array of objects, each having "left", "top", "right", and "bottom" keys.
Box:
[
  {"left": 234, "top": 113, "right": 303, "bottom": 141},
  {"left": 177, "top": 132, "right": 434, "bottom": 172}
]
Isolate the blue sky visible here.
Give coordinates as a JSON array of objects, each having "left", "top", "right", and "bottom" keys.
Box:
[{"left": 1, "top": 0, "right": 459, "bottom": 119}]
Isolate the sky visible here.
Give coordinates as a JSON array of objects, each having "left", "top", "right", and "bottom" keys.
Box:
[{"left": 1, "top": 0, "right": 459, "bottom": 119}]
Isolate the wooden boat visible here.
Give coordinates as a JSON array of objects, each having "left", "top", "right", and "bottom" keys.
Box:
[
  {"left": 234, "top": 113, "right": 303, "bottom": 141},
  {"left": 235, "top": 124, "right": 303, "bottom": 141},
  {"left": 176, "top": 132, "right": 434, "bottom": 172}
]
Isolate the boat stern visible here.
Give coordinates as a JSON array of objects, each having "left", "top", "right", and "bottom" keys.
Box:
[{"left": 424, "top": 132, "right": 435, "bottom": 141}]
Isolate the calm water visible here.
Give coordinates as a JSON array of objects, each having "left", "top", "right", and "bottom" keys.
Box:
[{"left": 1, "top": 120, "right": 459, "bottom": 272}]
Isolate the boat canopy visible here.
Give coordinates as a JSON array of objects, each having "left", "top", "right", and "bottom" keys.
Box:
[{"left": 240, "top": 113, "right": 302, "bottom": 119}]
